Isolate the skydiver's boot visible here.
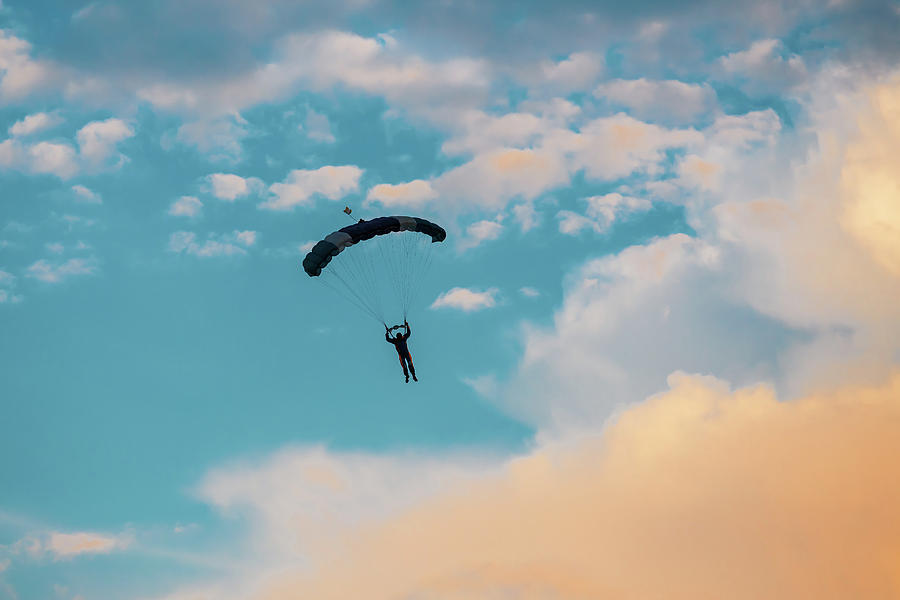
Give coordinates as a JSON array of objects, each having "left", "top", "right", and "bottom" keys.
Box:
[{"left": 405, "top": 375, "right": 410, "bottom": 383}]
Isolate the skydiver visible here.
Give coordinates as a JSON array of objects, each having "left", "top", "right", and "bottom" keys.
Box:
[{"left": 385, "top": 320, "right": 417, "bottom": 383}]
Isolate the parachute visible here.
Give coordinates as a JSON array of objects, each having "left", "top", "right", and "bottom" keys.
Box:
[{"left": 302, "top": 216, "right": 446, "bottom": 324}]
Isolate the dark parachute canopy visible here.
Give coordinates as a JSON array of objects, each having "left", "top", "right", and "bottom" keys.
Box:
[{"left": 302, "top": 216, "right": 446, "bottom": 324}]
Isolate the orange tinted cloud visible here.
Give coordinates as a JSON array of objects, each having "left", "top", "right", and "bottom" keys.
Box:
[{"left": 257, "top": 371, "right": 900, "bottom": 600}]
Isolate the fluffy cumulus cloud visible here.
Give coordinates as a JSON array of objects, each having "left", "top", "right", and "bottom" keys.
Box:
[
  {"left": 168, "top": 230, "right": 258, "bottom": 258},
  {"left": 458, "top": 218, "right": 504, "bottom": 251},
  {"left": 431, "top": 287, "right": 499, "bottom": 312},
  {"left": 158, "top": 372, "right": 900, "bottom": 600},
  {"left": 168, "top": 196, "right": 203, "bottom": 217},
  {"left": 8, "top": 111, "right": 62, "bottom": 137},
  {"left": 0, "top": 117, "right": 134, "bottom": 179},
  {"left": 207, "top": 173, "right": 262, "bottom": 201},
  {"left": 76, "top": 118, "right": 134, "bottom": 167},
  {"left": 262, "top": 165, "right": 362, "bottom": 210},
  {"left": 366, "top": 179, "right": 438, "bottom": 208},
  {"left": 0, "top": 30, "right": 55, "bottom": 102}
]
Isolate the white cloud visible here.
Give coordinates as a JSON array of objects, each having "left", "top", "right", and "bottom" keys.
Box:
[
  {"left": 46, "top": 531, "right": 131, "bottom": 560},
  {"left": 0, "top": 30, "right": 55, "bottom": 102},
  {"left": 594, "top": 78, "right": 717, "bottom": 123},
  {"left": 207, "top": 173, "right": 261, "bottom": 201},
  {"left": 27, "top": 142, "right": 79, "bottom": 178},
  {"left": 76, "top": 118, "right": 134, "bottom": 167},
  {"left": 1, "top": 118, "right": 133, "bottom": 180},
  {"left": 168, "top": 230, "right": 257, "bottom": 258},
  {"left": 137, "top": 31, "right": 490, "bottom": 124},
  {"left": 262, "top": 165, "right": 363, "bottom": 211},
  {"left": 458, "top": 218, "right": 503, "bottom": 251},
  {"left": 12, "top": 530, "right": 131, "bottom": 561},
  {"left": 512, "top": 203, "right": 540, "bottom": 232},
  {"left": 71, "top": 184, "right": 101, "bottom": 204},
  {"left": 519, "top": 286, "right": 540, "bottom": 298},
  {"left": 0, "top": 269, "right": 22, "bottom": 304},
  {"left": 366, "top": 179, "right": 437, "bottom": 208},
  {"left": 557, "top": 193, "right": 652, "bottom": 235},
  {"left": 718, "top": 39, "right": 807, "bottom": 94},
  {"left": 431, "top": 287, "right": 499, "bottom": 312},
  {"left": 45, "top": 242, "right": 64, "bottom": 254},
  {"left": 168, "top": 196, "right": 203, "bottom": 217},
  {"left": 9, "top": 111, "right": 62, "bottom": 137},
  {"left": 26, "top": 257, "right": 98, "bottom": 283},
  {"left": 302, "top": 107, "right": 335, "bottom": 143}
]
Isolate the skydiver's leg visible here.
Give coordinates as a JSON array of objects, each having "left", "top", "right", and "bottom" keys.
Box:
[
  {"left": 406, "top": 352, "right": 417, "bottom": 381},
  {"left": 399, "top": 354, "right": 409, "bottom": 382}
]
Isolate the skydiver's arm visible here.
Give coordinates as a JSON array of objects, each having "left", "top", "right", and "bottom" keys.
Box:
[
  {"left": 385, "top": 329, "right": 392, "bottom": 342},
  {"left": 404, "top": 322, "right": 411, "bottom": 339}
]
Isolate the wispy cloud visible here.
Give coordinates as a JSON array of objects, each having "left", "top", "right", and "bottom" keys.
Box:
[
  {"left": 71, "top": 184, "right": 101, "bottom": 204},
  {"left": 26, "top": 257, "right": 98, "bottom": 283},
  {"left": 168, "top": 230, "right": 258, "bottom": 258}
]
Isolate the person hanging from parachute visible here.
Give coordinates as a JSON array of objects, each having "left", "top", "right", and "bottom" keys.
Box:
[
  {"left": 385, "top": 320, "right": 416, "bottom": 382},
  {"left": 302, "top": 209, "right": 445, "bottom": 383}
]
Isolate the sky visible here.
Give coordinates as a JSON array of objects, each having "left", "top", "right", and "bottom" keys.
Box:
[{"left": 1, "top": 0, "right": 899, "bottom": 598}]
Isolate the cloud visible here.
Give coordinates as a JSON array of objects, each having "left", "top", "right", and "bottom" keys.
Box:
[
  {"left": 512, "top": 203, "right": 539, "bottom": 232},
  {"left": 431, "top": 287, "right": 499, "bottom": 312},
  {"left": 520, "top": 51, "right": 605, "bottom": 95},
  {"left": 136, "top": 31, "right": 490, "bottom": 123},
  {"left": 164, "top": 371, "right": 900, "bottom": 600},
  {"left": 9, "top": 111, "right": 63, "bottom": 137},
  {"left": 26, "top": 257, "right": 98, "bottom": 283},
  {"left": 366, "top": 179, "right": 437, "bottom": 208},
  {"left": 71, "top": 184, "right": 101, "bottom": 204},
  {"left": 0, "top": 30, "right": 55, "bottom": 102},
  {"left": 519, "top": 286, "right": 540, "bottom": 298},
  {"left": 262, "top": 165, "right": 363, "bottom": 211},
  {"left": 0, "top": 117, "right": 134, "bottom": 180},
  {"left": 458, "top": 218, "right": 503, "bottom": 251},
  {"left": 302, "top": 107, "right": 336, "bottom": 143},
  {"left": 557, "top": 193, "right": 651, "bottom": 235},
  {"left": 193, "top": 445, "right": 496, "bottom": 559},
  {"left": 173, "top": 116, "right": 249, "bottom": 163},
  {"left": 168, "top": 196, "right": 203, "bottom": 218},
  {"left": 718, "top": 39, "right": 808, "bottom": 95},
  {"left": 594, "top": 78, "right": 717, "bottom": 123},
  {"left": 0, "top": 269, "right": 22, "bottom": 304},
  {"left": 76, "top": 118, "right": 134, "bottom": 167},
  {"left": 11, "top": 530, "right": 131, "bottom": 561},
  {"left": 206, "top": 173, "right": 262, "bottom": 201},
  {"left": 168, "top": 230, "right": 258, "bottom": 258},
  {"left": 45, "top": 531, "right": 131, "bottom": 560}
]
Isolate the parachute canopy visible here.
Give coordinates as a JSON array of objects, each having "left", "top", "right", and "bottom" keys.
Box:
[
  {"left": 302, "top": 216, "right": 446, "bottom": 277},
  {"left": 302, "top": 215, "right": 446, "bottom": 324}
]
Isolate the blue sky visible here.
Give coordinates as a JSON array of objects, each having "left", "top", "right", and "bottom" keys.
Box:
[{"left": 2, "top": 1, "right": 900, "bottom": 599}]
